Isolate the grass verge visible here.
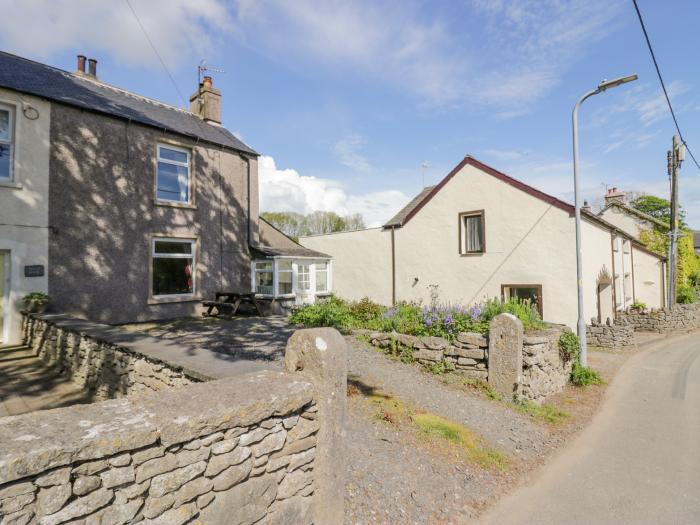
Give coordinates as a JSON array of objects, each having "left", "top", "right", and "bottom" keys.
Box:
[{"left": 514, "top": 400, "right": 569, "bottom": 425}]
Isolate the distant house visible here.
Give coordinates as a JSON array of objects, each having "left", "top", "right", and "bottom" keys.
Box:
[
  {"left": 597, "top": 188, "right": 669, "bottom": 240},
  {"left": 300, "top": 156, "right": 666, "bottom": 328},
  {"left": 0, "top": 51, "right": 330, "bottom": 345}
]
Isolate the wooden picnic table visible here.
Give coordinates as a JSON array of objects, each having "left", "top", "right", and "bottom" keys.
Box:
[{"left": 202, "top": 292, "right": 263, "bottom": 317}]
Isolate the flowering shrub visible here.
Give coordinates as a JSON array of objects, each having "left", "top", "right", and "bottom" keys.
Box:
[{"left": 290, "top": 296, "right": 545, "bottom": 338}]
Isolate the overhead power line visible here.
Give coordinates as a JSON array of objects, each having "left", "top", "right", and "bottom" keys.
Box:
[
  {"left": 632, "top": 0, "right": 700, "bottom": 172},
  {"left": 124, "top": 0, "right": 188, "bottom": 106}
]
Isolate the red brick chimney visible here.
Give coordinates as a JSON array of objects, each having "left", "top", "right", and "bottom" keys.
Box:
[
  {"left": 76, "top": 55, "right": 86, "bottom": 74},
  {"left": 189, "top": 75, "right": 222, "bottom": 125}
]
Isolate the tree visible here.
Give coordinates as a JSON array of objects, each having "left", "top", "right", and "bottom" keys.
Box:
[
  {"left": 629, "top": 195, "right": 686, "bottom": 227},
  {"left": 261, "top": 211, "right": 366, "bottom": 240}
]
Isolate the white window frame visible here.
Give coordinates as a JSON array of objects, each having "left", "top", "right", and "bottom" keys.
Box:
[
  {"left": 253, "top": 261, "right": 274, "bottom": 295},
  {"left": 151, "top": 237, "right": 196, "bottom": 298},
  {"left": 0, "top": 103, "right": 15, "bottom": 182},
  {"left": 156, "top": 143, "right": 191, "bottom": 204},
  {"left": 251, "top": 258, "right": 333, "bottom": 297}
]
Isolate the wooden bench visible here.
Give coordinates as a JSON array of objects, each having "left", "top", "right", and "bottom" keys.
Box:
[{"left": 202, "top": 292, "right": 263, "bottom": 317}]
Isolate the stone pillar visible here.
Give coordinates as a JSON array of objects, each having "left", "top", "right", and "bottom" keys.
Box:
[
  {"left": 488, "top": 313, "right": 524, "bottom": 400},
  {"left": 284, "top": 328, "right": 347, "bottom": 525}
]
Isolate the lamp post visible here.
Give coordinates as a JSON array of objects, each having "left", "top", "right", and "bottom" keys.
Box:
[{"left": 572, "top": 74, "right": 637, "bottom": 367}]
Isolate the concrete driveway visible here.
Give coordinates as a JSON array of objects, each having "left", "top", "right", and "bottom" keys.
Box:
[{"left": 479, "top": 331, "right": 700, "bottom": 525}]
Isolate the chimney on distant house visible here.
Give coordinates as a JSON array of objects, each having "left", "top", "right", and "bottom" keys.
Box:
[
  {"left": 582, "top": 200, "right": 592, "bottom": 212},
  {"left": 604, "top": 187, "right": 626, "bottom": 206},
  {"left": 76, "top": 55, "right": 98, "bottom": 79},
  {"left": 189, "top": 75, "right": 222, "bottom": 125},
  {"left": 76, "top": 55, "right": 86, "bottom": 74},
  {"left": 87, "top": 58, "right": 98, "bottom": 78}
]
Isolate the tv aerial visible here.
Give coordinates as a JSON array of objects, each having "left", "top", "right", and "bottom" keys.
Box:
[{"left": 198, "top": 60, "right": 225, "bottom": 85}]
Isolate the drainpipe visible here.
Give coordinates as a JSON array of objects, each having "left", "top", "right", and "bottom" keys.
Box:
[
  {"left": 391, "top": 226, "right": 396, "bottom": 305},
  {"left": 244, "top": 156, "right": 251, "bottom": 246},
  {"left": 620, "top": 239, "right": 627, "bottom": 310}
]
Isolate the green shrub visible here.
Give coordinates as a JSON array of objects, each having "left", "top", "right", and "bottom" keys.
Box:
[
  {"left": 479, "top": 298, "right": 546, "bottom": 332},
  {"left": 677, "top": 284, "right": 697, "bottom": 304},
  {"left": 559, "top": 331, "right": 580, "bottom": 362},
  {"left": 630, "top": 300, "right": 647, "bottom": 310},
  {"left": 349, "top": 297, "right": 384, "bottom": 322},
  {"left": 570, "top": 362, "right": 603, "bottom": 386},
  {"left": 288, "top": 296, "right": 353, "bottom": 330}
]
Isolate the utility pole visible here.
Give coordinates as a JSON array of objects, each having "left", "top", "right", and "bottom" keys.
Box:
[{"left": 667, "top": 134, "right": 684, "bottom": 308}]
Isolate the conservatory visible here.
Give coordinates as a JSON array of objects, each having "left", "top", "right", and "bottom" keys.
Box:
[{"left": 251, "top": 258, "right": 332, "bottom": 307}]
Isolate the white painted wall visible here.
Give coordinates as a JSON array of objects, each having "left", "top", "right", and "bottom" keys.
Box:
[
  {"left": 632, "top": 246, "right": 665, "bottom": 309},
  {"left": 0, "top": 89, "right": 50, "bottom": 345},
  {"left": 300, "top": 162, "right": 666, "bottom": 329},
  {"left": 301, "top": 228, "right": 393, "bottom": 305},
  {"left": 600, "top": 206, "right": 655, "bottom": 240}
]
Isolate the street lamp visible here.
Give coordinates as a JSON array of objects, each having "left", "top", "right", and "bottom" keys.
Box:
[{"left": 572, "top": 74, "right": 637, "bottom": 367}]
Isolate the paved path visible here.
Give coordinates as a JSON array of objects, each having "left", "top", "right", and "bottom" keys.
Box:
[
  {"left": 480, "top": 332, "right": 700, "bottom": 525},
  {"left": 0, "top": 345, "right": 90, "bottom": 416}
]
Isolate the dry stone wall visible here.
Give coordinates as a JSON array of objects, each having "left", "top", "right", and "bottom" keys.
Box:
[
  {"left": 360, "top": 319, "right": 571, "bottom": 403},
  {"left": 22, "top": 314, "right": 203, "bottom": 400},
  {"left": 615, "top": 303, "right": 700, "bottom": 333},
  {"left": 0, "top": 371, "right": 318, "bottom": 525},
  {"left": 521, "top": 327, "right": 573, "bottom": 404},
  {"left": 586, "top": 322, "right": 635, "bottom": 349},
  {"left": 364, "top": 331, "right": 488, "bottom": 380}
]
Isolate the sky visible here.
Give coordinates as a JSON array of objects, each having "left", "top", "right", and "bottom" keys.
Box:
[{"left": 2, "top": 0, "right": 700, "bottom": 227}]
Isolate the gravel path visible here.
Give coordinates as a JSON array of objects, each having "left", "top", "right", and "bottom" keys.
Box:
[{"left": 344, "top": 336, "right": 574, "bottom": 524}]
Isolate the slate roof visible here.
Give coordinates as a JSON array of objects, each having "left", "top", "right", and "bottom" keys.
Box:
[
  {"left": 0, "top": 51, "right": 257, "bottom": 155},
  {"left": 384, "top": 185, "right": 436, "bottom": 227},
  {"left": 253, "top": 217, "right": 330, "bottom": 259}
]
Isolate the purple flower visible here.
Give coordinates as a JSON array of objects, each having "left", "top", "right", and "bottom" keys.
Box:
[
  {"left": 383, "top": 308, "right": 396, "bottom": 319},
  {"left": 444, "top": 314, "right": 454, "bottom": 325},
  {"left": 425, "top": 318, "right": 433, "bottom": 327}
]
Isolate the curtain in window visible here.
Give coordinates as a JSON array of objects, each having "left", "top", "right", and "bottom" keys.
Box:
[{"left": 465, "top": 215, "right": 483, "bottom": 252}]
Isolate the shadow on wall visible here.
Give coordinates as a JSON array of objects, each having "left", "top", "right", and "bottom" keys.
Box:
[{"left": 48, "top": 103, "right": 252, "bottom": 325}]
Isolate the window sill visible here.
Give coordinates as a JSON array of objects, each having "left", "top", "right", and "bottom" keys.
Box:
[
  {"left": 459, "top": 252, "right": 485, "bottom": 257},
  {"left": 154, "top": 199, "right": 197, "bottom": 210},
  {"left": 0, "top": 180, "right": 22, "bottom": 190},
  {"left": 148, "top": 294, "right": 202, "bottom": 305}
]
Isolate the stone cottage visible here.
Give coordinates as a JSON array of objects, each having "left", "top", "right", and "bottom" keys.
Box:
[
  {"left": 0, "top": 51, "right": 329, "bottom": 344},
  {"left": 300, "top": 156, "right": 666, "bottom": 329}
]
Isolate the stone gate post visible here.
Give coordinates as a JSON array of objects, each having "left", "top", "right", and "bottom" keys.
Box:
[{"left": 488, "top": 313, "right": 524, "bottom": 400}]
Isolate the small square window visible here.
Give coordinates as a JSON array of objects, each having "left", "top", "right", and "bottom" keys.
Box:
[
  {"left": 157, "top": 144, "right": 190, "bottom": 203},
  {"left": 459, "top": 211, "right": 485, "bottom": 254},
  {"left": 152, "top": 239, "right": 195, "bottom": 296}
]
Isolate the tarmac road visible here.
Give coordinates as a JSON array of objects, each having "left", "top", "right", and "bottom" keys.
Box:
[{"left": 480, "top": 332, "right": 700, "bottom": 525}]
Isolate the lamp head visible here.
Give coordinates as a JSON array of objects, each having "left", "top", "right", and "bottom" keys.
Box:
[{"left": 598, "top": 74, "right": 638, "bottom": 92}]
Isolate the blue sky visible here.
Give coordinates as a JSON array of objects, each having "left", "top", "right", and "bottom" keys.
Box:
[{"left": 2, "top": 0, "right": 699, "bottom": 226}]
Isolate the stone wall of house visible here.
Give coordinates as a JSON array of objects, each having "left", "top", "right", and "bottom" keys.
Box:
[
  {"left": 586, "top": 322, "right": 635, "bottom": 349},
  {"left": 0, "top": 372, "right": 318, "bottom": 525},
  {"left": 521, "top": 327, "right": 573, "bottom": 403},
  {"left": 22, "top": 314, "right": 204, "bottom": 400},
  {"left": 364, "top": 331, "right": 488, "bottom": 380},
  {"left": 361, "top": 321, "right": 571, "bottom": 403},
  {"left": 615, "top": 303, "right": 700, "bottom": 333}
]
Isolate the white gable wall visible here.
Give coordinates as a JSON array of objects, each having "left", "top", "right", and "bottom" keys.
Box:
[{"left": 394, "top": 163, "right": 615, "bottom": 327}]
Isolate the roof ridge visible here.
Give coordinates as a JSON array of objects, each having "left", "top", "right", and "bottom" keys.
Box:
[{"left": 0, "top": 50, "right": 193, "bottom": 116}]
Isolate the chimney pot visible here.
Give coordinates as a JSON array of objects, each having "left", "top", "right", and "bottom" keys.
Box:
[
  {"left": 87, "top": 58, "right": 97, "bottom": 78},
  {"left": 76, "top": 54, "right": 86, "bottom": 73},
  {"left": 203, "top": 76, "right": 213, "bottom": 88}
]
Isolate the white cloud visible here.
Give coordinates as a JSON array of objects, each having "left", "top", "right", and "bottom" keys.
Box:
[
  {"left": 258, "top": 155, "right": 410, "bottom": 227},
  {"left": 333, "top": 135, "right": 371, "bottom": 172},
  {"left": 482, "top": 148, "right": 531, "bottom": 161},
  {"left": 0, "top": 0, "right": 230, "bottom": 68},
  {"left": 230, "top": 0, "right": 621, "bottom": 112}
]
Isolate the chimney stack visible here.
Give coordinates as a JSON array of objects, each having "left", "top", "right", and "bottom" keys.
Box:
[
  {"left": 87, "top": 58, "right": 98, "bottom": 78},
  {"left": 76, "top": 55, "right": 86, "bottom": 74},
  {"left": 582, "top": 200, "right": 592, "bottom": 213},
  {"left": 604, "top": 187, "right": 626, "bottom": 206},
  {"left": 189, "top": 75, "right": 222, "bottom": 125}
]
